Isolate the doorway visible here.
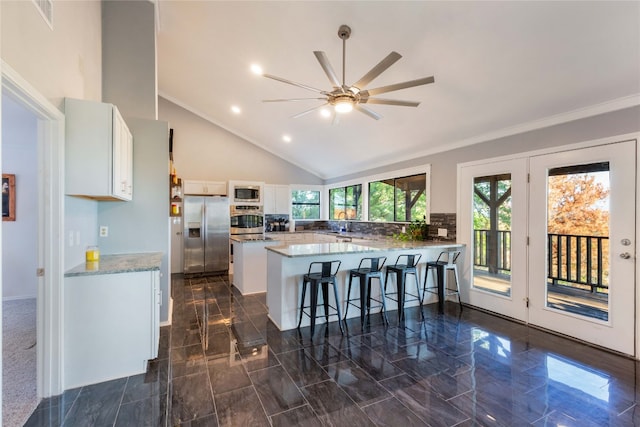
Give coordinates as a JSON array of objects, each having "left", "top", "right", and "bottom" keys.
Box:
[
  {"left": 458, "top": 138, "right": 637, "bottom": 356},
  {"left": 2, "top": 93, "right": 39, "bottom": 425},
  {"left": 1, "top": 62, "right": 66, "bottom": 410}
]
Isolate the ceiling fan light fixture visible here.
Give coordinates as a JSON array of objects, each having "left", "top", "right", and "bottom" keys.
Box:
[{"left": 334, "top": 99, "right": 354, "bottom": 113}]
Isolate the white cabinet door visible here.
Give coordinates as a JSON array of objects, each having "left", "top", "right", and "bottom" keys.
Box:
[
  {"left": 275, "top": 185, "right": 290, "bottom": 214},
  {"left": 263, "top": 185, "right": 276, "bottom": 214},
  {"left": 65, "top": 98, "right": 133, "bottom": 201},
  {"left": 112, "top": 107, "right": 133, "bottom": 200},
  {"left": 264, "top": 184, "right": 290, "bottom": 214},
  {"left": 183, "top": 180, "right": 226, "bottom": 195}
]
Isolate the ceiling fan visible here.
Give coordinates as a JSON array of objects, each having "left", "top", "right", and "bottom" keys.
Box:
[{"left": 262, "top": 24, "right": 435, "bottom": 120}]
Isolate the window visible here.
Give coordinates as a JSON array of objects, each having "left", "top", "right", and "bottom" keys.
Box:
[
  {"left": 329, "top": 184, "right": 362, "bottom": 220},
  {"left": 291, "top": 190, "right": 320, "bottom": 220},
  {"left": 368, "top": 173, "right": 426, "bottom": 222}
]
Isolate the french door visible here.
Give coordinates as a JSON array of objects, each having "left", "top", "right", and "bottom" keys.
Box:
[
  {"left": 458, "top": 158, "right": 528, "bottom": 321},
  {"left": 529, "top": 140, "right": 636, "bottom": 355},
  {"left": 458, "top": 139, "right": 636, "bottom": 355}
]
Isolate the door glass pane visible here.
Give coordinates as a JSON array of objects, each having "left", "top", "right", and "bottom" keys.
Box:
[
  {"left": 472, "top": 174, "right": 512, "bottom": 296},
  {"left": 546, "top": 163, "right": 610, "bottom": 321}
]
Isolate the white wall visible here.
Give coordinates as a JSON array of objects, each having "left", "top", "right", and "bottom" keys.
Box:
[
  {"left": 0, "top": 1, "right": 102, "bottom": 109},
  {"left": 325, "top": 106, "right": 640, "bottom": 213},
  {"left": 1, "top": 0, "right": 103, "bottom": 274},
  {"left": 1, "top": 94, "right": 38, "bottom": 299},
  {"left": 158, "top": 97, "right": 323, "bottom": 185}
]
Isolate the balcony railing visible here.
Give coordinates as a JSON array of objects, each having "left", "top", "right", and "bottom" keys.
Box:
[
  {"left": 473, "top": 229, "right": 609, "bottom": 293},
  {"left": 473, "top": 229, "right": 511, "bottom": 274},
  {"left": 547, "top": 233, "right": 609, "bottom": 293}
]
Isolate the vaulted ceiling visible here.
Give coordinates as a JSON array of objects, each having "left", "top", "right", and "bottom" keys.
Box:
[{"left": 157, "top": 1, "right": 640, "bottom": 180}]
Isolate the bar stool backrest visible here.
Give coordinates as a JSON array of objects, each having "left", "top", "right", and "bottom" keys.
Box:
[
  {"left": 308, "top": 260, "right": 341, "bottom": 278},
  {"left": 435, "top": 251, "right": 461, "bottom": 265},
  {"left": 357, "top": 256, "right": 387, "bottom": 272},
  {"left": 393, "top": 253, "right": 422, "bottom": 268}
]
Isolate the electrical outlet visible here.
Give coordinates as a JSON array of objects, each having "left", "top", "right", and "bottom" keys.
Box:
[
  {"left": 438, "top": 228, "right": 448, "bottom": 237},
  {"left": 75, "top": 231, "right": 80, "bottom": 245},
  {"left": 100, "top": 226, "right": 109, "bottom": 237}
]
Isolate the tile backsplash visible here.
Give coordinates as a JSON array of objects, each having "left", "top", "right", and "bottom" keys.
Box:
[{"left": 292, "top": 213, "right": 456, "bottom": 241}]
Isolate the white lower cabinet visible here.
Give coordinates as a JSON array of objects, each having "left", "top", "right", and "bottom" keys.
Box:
[{"left": 64, "top": 270, "right": 160, "bottom": 389}]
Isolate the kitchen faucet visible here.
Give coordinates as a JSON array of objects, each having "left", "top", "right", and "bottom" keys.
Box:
[{"left": 338, "top": 211, "right": 348, "bottom": 233}]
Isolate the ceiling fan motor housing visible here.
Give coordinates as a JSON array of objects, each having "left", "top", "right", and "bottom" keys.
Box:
[{"left": 338, "top": 25, "right": 351, "bottom": 40}]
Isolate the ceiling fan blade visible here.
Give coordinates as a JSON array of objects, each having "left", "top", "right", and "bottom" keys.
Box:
[
  {"left": 351, "top": 51, "right": 402, "bottom": 89},
  {"left": 360, "top": 98, "right": 420, "bottom": 107},
  {"left": 363, "top": 76, "right": 435, "bottom": 97},
  {"left": 263, "top": 98, "right": 327, "bottom": 102},
  {"left": 313, "top": 51, "right": 342, "bottom": 90},
  {"left": 263, "top": 73, "right": 328, "bottom": 95},
  {"left": 354, "top": 104, "right": 382, "bottom": 120},
  {"left": 291, "top": 103, "right": 328, "bottom": 119}
]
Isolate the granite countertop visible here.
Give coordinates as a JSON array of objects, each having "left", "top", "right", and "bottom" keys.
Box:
[
  {"left": 266, "top": 242, "right": 383, "bottom": 257},
  {"left": 266, "top": 241, "right": 463, "bottom": 257},
  {"left": 65, "top": 252, "right": 163, "bottom": 277},
  {"left": 230, "top": 236, "right": 279, "bottom": 244}
]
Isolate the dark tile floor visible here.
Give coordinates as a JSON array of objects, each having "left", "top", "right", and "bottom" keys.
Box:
[{"left": 24, "top": 274, "right": 640, "bottom": 426}]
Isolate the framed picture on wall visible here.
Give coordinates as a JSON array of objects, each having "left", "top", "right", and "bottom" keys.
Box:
[{"left": 2, "top": 174, "right": 15, "bottom": 221}]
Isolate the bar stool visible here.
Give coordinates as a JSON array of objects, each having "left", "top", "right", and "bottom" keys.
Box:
[
  {"left": 344, "top": 257, "right": 389, "bottom": 326},
  {"left": 422, "top": 250, "right": 462, "bottom": 311},
  {"left": 384, "top": 254, "right": 422, "bottom": 321},
  {"left": 297, "top": 260, "right": 344, "bottom": 336}
]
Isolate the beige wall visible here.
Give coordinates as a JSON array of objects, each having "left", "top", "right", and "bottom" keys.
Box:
[
  {"left": 1, "top": 0, "right": 102, "bottom": 109},
  {"left": 158, "top": 97, "right": 323, "bottom": 185}
]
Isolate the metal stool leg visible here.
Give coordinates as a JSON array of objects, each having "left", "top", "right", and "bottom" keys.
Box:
[
  {"left": 378, "top": 276, "right": 389, "bottom": 325},
  {"left": 344, "top": 273, "right": 354, "bottom": 320},
  {"left": 331, "top": 278, "right": 344, "bottom": 334},
  {"left": 452, "top": 265, "right": 463, "bottom": 310},
  {"left": 298, "top": 279, "right": 307, "bottom": 328}
]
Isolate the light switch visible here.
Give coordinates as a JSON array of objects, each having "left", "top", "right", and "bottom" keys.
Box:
[
  {"left": 100, "top": 226, "right": 109, "bottom": 237},
  {"left": 438, "top": 228, "right": 448, "bottom": 237},
  {"left": 69, "top": 231, "right": 74, "bottom": 247}
]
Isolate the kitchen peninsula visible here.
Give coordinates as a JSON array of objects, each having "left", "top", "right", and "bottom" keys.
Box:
[{"left": 265, "top": 240, "right": 463, "bottom": 331}]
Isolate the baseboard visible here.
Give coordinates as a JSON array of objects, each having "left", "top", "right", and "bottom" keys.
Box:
[
  {"left": 3, "top": 295, "right": 37, "bottom": 302},
  {"left": 160, "top": 296, "right": 173, "bottom": 327}
]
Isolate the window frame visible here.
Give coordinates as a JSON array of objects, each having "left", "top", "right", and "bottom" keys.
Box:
[
  {"left": 290, "top": 187, "right": 322, "bottom": 220},
  {"left": 324, "top": 164, "right": 430, "bottom": 224},
  {"left": 329, "top": 184, "right": 362, "bottom": 220}
]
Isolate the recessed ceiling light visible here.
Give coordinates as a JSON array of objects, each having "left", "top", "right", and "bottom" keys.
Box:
[
  {"left": 250, "top": 64, "right": 263, "bottom": 75},
  {"left": 282, "top": 135, "right": 292, "bottom": 143},
  {"left": 231, "top": 105, "right": 241, "bottom": 114},
  {"left": 320, "top": 109, "right": 331, "bottom": 118}
]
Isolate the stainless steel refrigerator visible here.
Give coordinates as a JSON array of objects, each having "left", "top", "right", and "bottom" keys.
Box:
[{"left": 183, "top": 196, "right": 230, "bottom": 274}]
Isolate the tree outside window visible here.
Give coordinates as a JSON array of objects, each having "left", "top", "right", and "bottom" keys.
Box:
[
  {"left": 369, "top": 173, "right": 426, "bottom": 222},
  {"left": 329, "top": 185, "right": 362, "bottom": 220},
  {"left": 291, "top": 190, "right": 320, "bottom": 220}
]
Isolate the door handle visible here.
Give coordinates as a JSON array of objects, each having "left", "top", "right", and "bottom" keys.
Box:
[{"left": 620, "top": 252, "right": 631, "bottom": 259}]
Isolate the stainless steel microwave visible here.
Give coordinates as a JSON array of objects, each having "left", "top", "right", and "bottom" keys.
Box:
[{"left": 233, "top": 185, "right": 261, "bottom": 203}]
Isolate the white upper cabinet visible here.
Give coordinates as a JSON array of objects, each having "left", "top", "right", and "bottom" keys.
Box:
[
  {"left": 183, "top": 180, "right": 227, "bottom": 196},
  {"left": 65, "top": 98, "right": 133, "bottom": 201},
  {"left": 264, "top": 184, "right": 290, "bottom": 214}
]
